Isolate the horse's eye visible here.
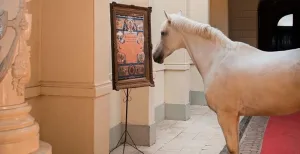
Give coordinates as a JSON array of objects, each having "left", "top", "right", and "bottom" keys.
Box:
[{"left": 161, "top": 31, "right": 166, "bottom": 36}]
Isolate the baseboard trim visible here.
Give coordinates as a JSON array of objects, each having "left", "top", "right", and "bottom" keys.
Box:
[
  {"left": 189, "top": 91, "right": 207, "bottom": 106},
  {"left": 109, "top": 123, "right": 123, "bottom": 151},
  {"left": 165, "top": 103, "right": 191, "bottom": 121},
  {"left": 155, "top": 103, "right": 165, "bottom": 123},
  {"left": 109, "top": 122, "right": 156, "bottom": 150}
]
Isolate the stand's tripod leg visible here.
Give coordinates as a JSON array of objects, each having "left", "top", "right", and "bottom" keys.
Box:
[
  {"left": 122, "top": 88, "right": 129, "bottom": 154},
  {"left": 127, "top": 131, "right": 138, "bottom": 149},
  {"left": 111, "top": 88, "right": 144, "bottom": 154},
  {"left": 109, "top": 131, "right": 125, "bottom": 153},
  {"left": 126, "top": 140, "right": 144, "bottom": 154},
  {"left": 116, "top": 131, "right": 126, "bottom": 146},
  {"left": 122, "top": 140, "right": 126, "bottom": 154}
]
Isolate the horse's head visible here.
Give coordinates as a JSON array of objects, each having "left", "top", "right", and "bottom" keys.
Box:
[{"left": 153, "top": 11, "right": 185, "bottom": 64}]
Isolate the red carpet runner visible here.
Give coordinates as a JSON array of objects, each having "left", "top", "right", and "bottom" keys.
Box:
[{"left": 261, "top": 113, "right": 300, "bottom": 154}]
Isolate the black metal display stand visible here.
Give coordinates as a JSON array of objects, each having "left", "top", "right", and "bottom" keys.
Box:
[{"left": 110, "top": 89, "right": 144, "bottom": 154}]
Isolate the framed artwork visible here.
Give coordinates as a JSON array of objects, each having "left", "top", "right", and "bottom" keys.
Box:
[{"left": 110, "top": 2, "right": 154, "bottom": 90}]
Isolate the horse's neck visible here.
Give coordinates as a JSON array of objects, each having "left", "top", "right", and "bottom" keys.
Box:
[{"left": 182, "top": 33, "right": 226, "bottom": 80}]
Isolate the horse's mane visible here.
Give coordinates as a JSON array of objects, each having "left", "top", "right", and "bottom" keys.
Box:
[{"left": 168, "top": 14, "right": 236, "bottom": 48}]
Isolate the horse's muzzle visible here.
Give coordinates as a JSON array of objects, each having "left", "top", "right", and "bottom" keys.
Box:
[{"left": 153, "top": 51, "right": 164, "bottom": 64}]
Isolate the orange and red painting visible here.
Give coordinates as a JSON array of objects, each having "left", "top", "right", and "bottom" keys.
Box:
[{"left": 116, "top": 14, "right": 146, "bottom": 80}]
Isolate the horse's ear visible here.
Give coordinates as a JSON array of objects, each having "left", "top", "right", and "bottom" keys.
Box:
[
  {"left": 177, "top": 10, "right": 183, "bottom": 16},
  {"left": 164, "top": 10, "right": 170, "bottom": 20}
]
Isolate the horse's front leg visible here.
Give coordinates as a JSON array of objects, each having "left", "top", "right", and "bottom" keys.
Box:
[{"left": 217, "top": 111, "right": 239, "bottom": 154}]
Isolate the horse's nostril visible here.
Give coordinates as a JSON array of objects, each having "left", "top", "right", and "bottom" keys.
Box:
[
  {"left": 153, "top": 54, "right": 163, "bottom": 64},
  {"left": 154, "top": 56, "right": 159, "bottom": 62}
]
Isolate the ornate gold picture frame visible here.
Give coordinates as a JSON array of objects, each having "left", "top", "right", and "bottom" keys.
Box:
[{"left": 110, "top": 2, "right": 154, "bottom": 90}]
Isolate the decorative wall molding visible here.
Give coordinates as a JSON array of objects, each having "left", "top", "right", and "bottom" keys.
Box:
[
  {"left": 153, "top": 67, "right": 165, "bottom": 72},
  {"left": 24, "top": 80, "right": 113, "bottom": 99},
  {"left": 25, "top": 86, "right": 41, "bottom": 99},
  {"left": 24, "top": 82, "right": 114, "bottom": 99},
  {"left": 24, "top": 67, "right": 169, "bottom": 98},
  {"left": 152, "top": 69, "right": 164, "bottom": 79},
  {"left": 38, "top": 81, "right": 112, "bottom": 98},
  {"left": 40, "top": 81, "right": 98, "bottom": 88},
  {"left": 164, "top": 63, "right": 190, "bottom": 71},
  {"left": 95, "top": 81, "right": 112, "bottom": 97}
]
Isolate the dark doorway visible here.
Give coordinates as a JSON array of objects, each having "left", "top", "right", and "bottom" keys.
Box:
[{"left": 257, "top": 0, "right": 300, "bottom": 51}]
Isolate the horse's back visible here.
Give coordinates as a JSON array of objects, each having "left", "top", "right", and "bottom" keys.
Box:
[
  {"left": 229, "top": 43, "right": 300, "bottom": 73},
  {"left": 206, "top": 44, "right": 300, "bottom": 116}
]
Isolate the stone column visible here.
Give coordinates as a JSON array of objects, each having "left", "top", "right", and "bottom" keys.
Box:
[{"left": 0, "top": 0, "right": 51, "bottom": 153}]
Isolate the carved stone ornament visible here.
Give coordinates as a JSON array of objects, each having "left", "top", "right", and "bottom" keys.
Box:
[
  {"left": 0, "top": 0, "right": 32, "bottom": 96},
  {"left": 0, "top": 9, "right": 8, "bottom": 39}
]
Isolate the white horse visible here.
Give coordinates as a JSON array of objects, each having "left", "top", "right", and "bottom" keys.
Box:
[{"left": 153, "top": 11, "right": 300, "bottom": 154}]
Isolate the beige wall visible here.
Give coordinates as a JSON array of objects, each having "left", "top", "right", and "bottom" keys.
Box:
[
  {"left": 151, "top": 71, "right": 164, "bottom": 108},
  {"left": 28, "top": 0, "right": 111, "bottom": 153},
  {"left": 149, "top": 0, "right": 167, "bottom": 113},
  {"left": 33, "top": 97, "right": 95, "bottom": 154},
  {"left": 41, "top": 0, "right": 94, "bottom": 83},
  {"left": 188, "top": 0, "right": 209, "bottom": 24},
  {"left": 94, "top": 95, "right": 110, "bottom": 154},
  {"left": 108, "top": 0, "right": 121, "bottom": 129},
  {"left": 109, "top": 91, "right": 121, "bottom": 128},
  {"left": 94, "top": 0, "right": 111, "bottom": 153}
]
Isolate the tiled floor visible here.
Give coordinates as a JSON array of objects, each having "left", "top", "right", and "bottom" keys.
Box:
[{"left": 111, "top": 106, "right": 227, "bottom": 154}]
